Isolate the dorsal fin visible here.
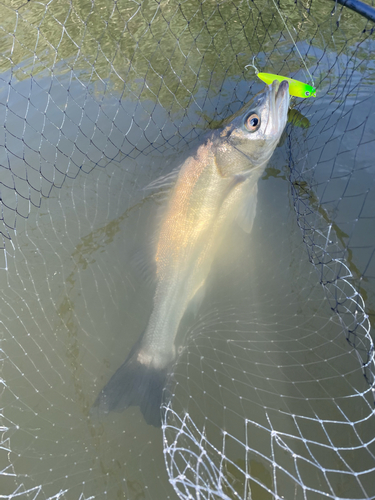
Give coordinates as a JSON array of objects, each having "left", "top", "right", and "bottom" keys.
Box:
[{"left": 142, "top": 167, "right": 180, "bottom": 194}]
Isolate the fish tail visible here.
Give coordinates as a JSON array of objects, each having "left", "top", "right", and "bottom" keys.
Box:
[{"left": 92, "top": 333, "right": 170, "bottom": 427}]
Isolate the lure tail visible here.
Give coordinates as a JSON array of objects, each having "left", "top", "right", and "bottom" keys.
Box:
[{"left": 92, "top": 333, "right": 170, "bottom": 427}]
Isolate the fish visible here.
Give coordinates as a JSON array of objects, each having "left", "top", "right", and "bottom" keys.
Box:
[{"left": 92, "top": 80, "right": 290, "bottom": 427}]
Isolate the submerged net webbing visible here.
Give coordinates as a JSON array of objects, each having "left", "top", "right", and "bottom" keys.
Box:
[{"left": 1, "top": 0, "right": 374, "bottom": 499}]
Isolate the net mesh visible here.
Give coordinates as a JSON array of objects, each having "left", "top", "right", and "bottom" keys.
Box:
[{"left": 1, "top": 0, "right": 374, "bottom": 499}]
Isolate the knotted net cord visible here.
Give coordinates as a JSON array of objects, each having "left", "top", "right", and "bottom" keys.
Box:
[{"left": 0, "top": 0, "right": 374, "bottom": 499}]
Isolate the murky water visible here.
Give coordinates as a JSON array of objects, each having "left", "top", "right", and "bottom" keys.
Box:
[{"left": 1, "top": 0, "right": 374, "bottom": 499}]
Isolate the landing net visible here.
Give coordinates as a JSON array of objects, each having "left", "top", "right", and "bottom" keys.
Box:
[{"left": 0, "top": 1, "right": 374, "bottom": 499}]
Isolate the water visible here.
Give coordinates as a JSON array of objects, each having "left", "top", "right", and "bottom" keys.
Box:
[
  {"left": 1, "top": 154, "right": 175, "bottom": 498},
  {"left": 1, "top": 0, "right": 374, "bottom": 499}
]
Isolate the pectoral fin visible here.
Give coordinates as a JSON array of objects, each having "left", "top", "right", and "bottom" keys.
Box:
[{"left": 236, "top": 183, "right": 258, "bottom": 234}]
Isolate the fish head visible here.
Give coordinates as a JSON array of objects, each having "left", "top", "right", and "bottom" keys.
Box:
[{"left": 214, "top": 80, "right": 290, "bottom": 176}]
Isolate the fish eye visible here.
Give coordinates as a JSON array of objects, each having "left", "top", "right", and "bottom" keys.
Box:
[
  {"left": 245, "top": 113, "right": 261, "bottom": 132},
  {"left": 305, "top": 90, "right": 310, "bottom": 97}
]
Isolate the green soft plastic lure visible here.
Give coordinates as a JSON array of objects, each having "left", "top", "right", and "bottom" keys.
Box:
[
  {"left": 245, "top": 62, "right": 316, "bottom": 99},
  {"left": 257, "top": 73, "right": 316, "bottom": 98}
]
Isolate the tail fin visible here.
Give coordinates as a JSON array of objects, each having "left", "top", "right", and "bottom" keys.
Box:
[{"left": 92, "top": 335, "right": 169, "bottom": 427}]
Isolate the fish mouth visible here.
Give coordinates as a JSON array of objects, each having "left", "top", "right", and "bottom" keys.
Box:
[{"left": 266, "top": 79, "right": 289, "bottom": 135}]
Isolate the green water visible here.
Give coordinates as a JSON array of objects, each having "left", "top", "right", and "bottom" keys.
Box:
[{"left": 0, "top": 0, "right": 374, "bottom": 499}]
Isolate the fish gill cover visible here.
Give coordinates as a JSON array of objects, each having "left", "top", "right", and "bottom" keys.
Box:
[{"left": 0, "top": 0, "right": 374, "bottom": 499}]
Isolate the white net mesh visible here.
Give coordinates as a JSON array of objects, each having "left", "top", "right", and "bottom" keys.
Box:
[{"left": 1, "top": 0, "right": 374, "bottom": 499}]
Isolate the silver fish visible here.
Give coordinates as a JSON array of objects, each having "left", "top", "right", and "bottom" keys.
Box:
[{"left": 93, "top": 80, "right": 290, "bottom": 426}]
